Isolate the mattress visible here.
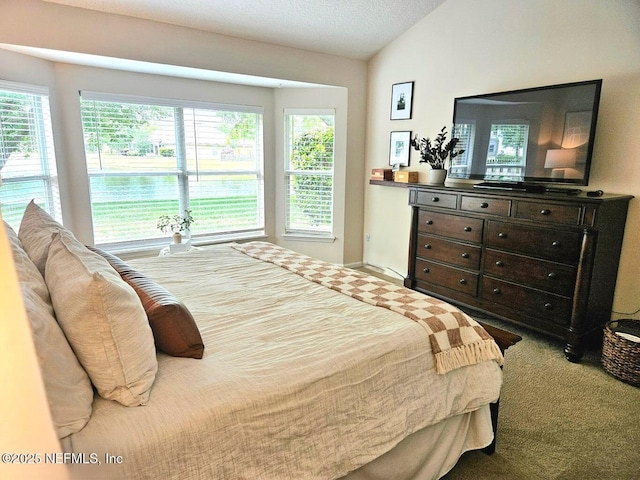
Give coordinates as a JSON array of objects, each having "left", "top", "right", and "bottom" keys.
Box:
[{"left": 62, "top": 244, "right": 502, "bottom": 479}]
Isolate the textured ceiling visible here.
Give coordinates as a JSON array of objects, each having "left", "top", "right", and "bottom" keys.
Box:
[{"left": 42, "top": 0, "right": 447, "bottom": 60}]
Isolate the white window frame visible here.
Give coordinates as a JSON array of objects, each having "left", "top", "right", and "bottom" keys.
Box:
[
  {"left": 0, "top": 80, "right": 61, "bottom": 228},
  {"left": 80, "top": 91, "right": 265, "bottom": 248},
  {"left": 283, "top": 108, "right": 335, "bottom": 240}
]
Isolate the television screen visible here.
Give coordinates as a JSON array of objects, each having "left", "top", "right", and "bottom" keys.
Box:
[{"left": 450, "top": 79, "right": 602, "bottom": 187}]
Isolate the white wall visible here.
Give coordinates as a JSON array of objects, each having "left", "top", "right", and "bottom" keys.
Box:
[
  {"left": 0, "top": 0, "right": 367, "bottom": 265},
  {"left": 365, "top": 0, "right": 640, "bottom": 317}
]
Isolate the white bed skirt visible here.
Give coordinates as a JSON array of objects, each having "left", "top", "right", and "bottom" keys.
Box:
[{"left": 342, "top": 404, "right": 493, "bottom": 480}]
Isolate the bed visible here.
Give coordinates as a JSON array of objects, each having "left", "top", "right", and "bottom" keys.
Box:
[{"left": 8, "top": 201, "right": 505, "bottom": 480}]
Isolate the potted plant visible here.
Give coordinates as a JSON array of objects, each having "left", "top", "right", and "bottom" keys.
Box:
[
  {"left": 157, "top": 209, "right": 194, "bottom": 244},
  {"left": 411, "top": 126, "right": 465, "bottom": 185}
]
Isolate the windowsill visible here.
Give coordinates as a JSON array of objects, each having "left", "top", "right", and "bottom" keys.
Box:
[
  {"left": 103, "top": 231, "right": 268, "bottom": 260},
  {"left": 281, "top": 233, "right": 336, "bottom": 243}
]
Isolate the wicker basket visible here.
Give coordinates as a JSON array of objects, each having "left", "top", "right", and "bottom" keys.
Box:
[{"left": 601, "top": 320, "right": 640, "bottom": 387}]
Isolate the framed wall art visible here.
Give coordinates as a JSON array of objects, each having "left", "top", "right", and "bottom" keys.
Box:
[
  {"left": 390, "top": 81, "right": 414, "bottom": 120},
  {"left": 389, "top": 131, "right": 411, "bottom": 168}
]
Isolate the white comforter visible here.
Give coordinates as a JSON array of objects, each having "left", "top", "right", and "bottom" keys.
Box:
[{"left": 63, "top": 244, "right": 502, "bottom": 480}]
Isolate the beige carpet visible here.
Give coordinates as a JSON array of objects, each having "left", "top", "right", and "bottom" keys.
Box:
[
  {"left": 356, "top": 267, "right": 640, "bottom": 479},
  {"left": 444, "top": 315, "right": 640, "bottom": 480}
]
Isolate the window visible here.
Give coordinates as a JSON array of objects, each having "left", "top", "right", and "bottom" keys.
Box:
[
  {"left": 484, "top": 123, "right": 529, "bottom": 181},
  {"left": 0, "top": 81, "right": 60, "bottom": 229},
  {"left": 80, "top": 93, "right": 264, "bottom": 246},
  {"left": 451, "top": 122, "right": 475, "bottom": 178},
  {"left": 284, "top": 110, "right": 334, "bottom": 236}
]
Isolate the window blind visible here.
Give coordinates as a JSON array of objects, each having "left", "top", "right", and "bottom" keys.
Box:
[
  {"left": 284, "top": 110, "right": 335, "bottom": 235},
  {"left": 80, "top": 93, "right": 264, "bottom": 246},
  {"left": 485, "top": 123, "right": 529, "bottom": 181},
  {"left": 0, "top": 81, "right": 60, "bottom": 229},
  {"left": 451, "top": 122, "right": 474, "bottom": 178}
]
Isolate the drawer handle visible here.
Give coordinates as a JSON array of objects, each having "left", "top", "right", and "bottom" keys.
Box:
[
  {"left": 495, "top": 260, "right": 504, "bottom": 267},
  {"left": 552, "top": 241, "right": 561, "bottom": 248},
  {"left": 463, "top": 226, "right": 472, "bottom": 232},
  {"left": 541, "top": 209, "right": 551, "bottom": 216},
  {"left": 480, "top": 202, "right": 489, "bottom": 209},
  {"left": 424, "top": 244, "right": 432, "bottom": 249},
  {"left": 493, "top": 288, "right": 502, "bottom": 295},
  {"left": 547, "top": 272, "right": 557, "bottom": 279},
  {"left": 425, "top": 220, "right": 433, "bottom": 225},
  {"left": 544, "top": 302, "right": 554, "bottom": 310},
  {"left": 431, "top": 197, "right": 439, "bottom": 203},
  {"left": 461, "top": 252, "right": 470, "bottom": 259},
  {"left": 498, "top": 232, "right": 508, "bottom": 239},
  {"left": 422, "top": 267, "right": 430, "bottom": 273},
  {"left": 459, "top": 279, "right": 467, "bottom": 285}
]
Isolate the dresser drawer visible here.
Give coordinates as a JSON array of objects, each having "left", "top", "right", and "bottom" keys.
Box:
[
  {"left": 484, "top": 249, "right": 576, "bottom": 296},
  {"left": 418, "top": 210, "right": 483, "bottom": 242},
  {"left": 414, "top": 190, "right": 458, "bottom": 209},
  {"left": 486, "top": 221, "right": 582, "bottom": 263},
  {"left": 482, "top": 277, "right": 572, "bottom": 325},
  {"left": 417, "top": 234, "right": 481, "bottom": 270},
  {"left": 416, "top": 258, "right": 478, "bottom": 296},
  {"left": 461, "top": 195, "right": 511, "bottom": 216},
  {"left": 515, "top": 201, "right": 582, "bottom": 225}
]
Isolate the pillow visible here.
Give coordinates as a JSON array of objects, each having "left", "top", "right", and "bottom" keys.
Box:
[
  {"left": 45, "top": 231, "right": 158, "bottom": 407},
  {"left": 4, "top": 220, "right": 22, "bottom": 248},
  {"left": 18, "top": 200, "right": 68, "bottom": 275},
  {"left": 88, "top": 246, "right": 204, "bottom": 359},
  {"left": 5, "top": 220, "right": 93, "bottom": 438}
]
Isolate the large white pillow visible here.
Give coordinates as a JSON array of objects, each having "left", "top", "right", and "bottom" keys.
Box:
[
  {"left": 18, "top": 200, "right": 67, "bottom": 275},
  {"left": 4, "top": 219, "right": 21, "bottom": 245},
  {"left": 45, "top": 231, "right": 158, "bottom": 406},
  {"left": 5, "top": 220, "right": 94, "bottom": 438}
]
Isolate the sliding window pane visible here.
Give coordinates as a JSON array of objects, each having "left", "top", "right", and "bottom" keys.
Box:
[
  {"left": 89, "top": 175, "right": 179, "bottom": 244},
  {"left": 81, "top": 102, "right": 177, "bottom": 172},
  {"left": 284, "top": 112, "right": 334, "bottom": 235},
  {"left": 0, "top": 83, "right": 60, "bottom": 228},
  {"left": 188, "top": 174, "right": 262, "bottom": 234},
  {"left": 285, "top": 172, "right": 333, "bottom": 232},
  {"left": 81, "top": 94, "right": 264, "bottom": 246}
]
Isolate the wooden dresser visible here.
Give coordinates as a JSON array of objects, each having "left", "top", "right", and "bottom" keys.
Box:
[{"left": 403, "top": 184, "right": 633, "bottom": 361}]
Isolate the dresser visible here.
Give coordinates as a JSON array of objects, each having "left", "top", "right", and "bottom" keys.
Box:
[{"left": 403, "top": 184, "right": 633, "bottom": 361}]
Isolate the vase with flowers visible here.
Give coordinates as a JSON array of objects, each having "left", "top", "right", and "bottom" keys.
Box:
[
  {"left": 411, "top": 126, "right": 465, "bottom": 185},
  {"left": 157, "top": 209, "right": 194, "bottom": 244}
]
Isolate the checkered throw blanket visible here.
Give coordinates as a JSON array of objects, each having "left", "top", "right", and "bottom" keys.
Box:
[{"left": 232, "top": 242, "right": 504, "bottom": 374}]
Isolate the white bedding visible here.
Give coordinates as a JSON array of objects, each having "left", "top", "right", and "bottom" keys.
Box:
[{"left": 62, "top": 244, "right": 502, "bottom": 480}]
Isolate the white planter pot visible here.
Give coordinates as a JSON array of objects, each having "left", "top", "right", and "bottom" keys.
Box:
[{"left": 428, "top": 169, "right": 447, "bottom": 185}]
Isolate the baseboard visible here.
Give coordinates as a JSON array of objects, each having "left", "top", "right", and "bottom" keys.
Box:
[
  {"left": 344, "top": 261, "right": 364, "bottom": 269},
  {"left": 359, "top": 264, "right": 404, "bottom": 285}
]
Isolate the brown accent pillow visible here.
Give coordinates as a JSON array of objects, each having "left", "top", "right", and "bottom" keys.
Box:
[{"left": 88, "top": 246, "right": 204, "bottom": 359}]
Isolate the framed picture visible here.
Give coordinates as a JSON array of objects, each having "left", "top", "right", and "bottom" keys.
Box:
[
  {"left": 389, "top": 131, "right": 411, "bottom": 167},
  {"left": 390, "top": 82, "right": 414, "bottom": 120}
]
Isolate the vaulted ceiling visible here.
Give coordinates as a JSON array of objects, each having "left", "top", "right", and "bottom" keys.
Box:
[{"left": 42, "top": 0, "right": 447, "bottom": 60}]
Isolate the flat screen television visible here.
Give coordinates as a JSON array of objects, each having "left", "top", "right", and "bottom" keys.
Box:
[{"left": 450, "top": 79, "right": 602, "bottom": 191}]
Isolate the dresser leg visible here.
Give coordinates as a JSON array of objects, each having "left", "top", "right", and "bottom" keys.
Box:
[
  {"left": 564, "top": 228, "right": 595, "bottom": 363},
  {"left": 564, "top": 343, "right": 583, "bottom": 362}
]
